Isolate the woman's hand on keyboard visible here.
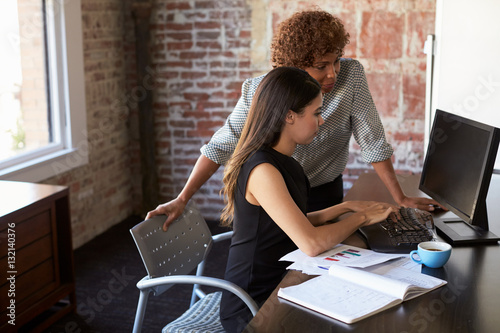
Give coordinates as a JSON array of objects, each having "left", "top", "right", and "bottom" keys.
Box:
[
  {"left": 358, "top": 203, "right": 398, "bottom": 226},
  {"left": 398, "top": 196, "right": 446, "bottom": 212},
  {"left": 344, "top": 201, "right": 396, "bottom": 213}
]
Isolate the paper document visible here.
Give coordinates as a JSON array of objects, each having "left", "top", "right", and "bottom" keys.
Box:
[{"left": 280, "top": 244, "right": 405, "bottom": 274}]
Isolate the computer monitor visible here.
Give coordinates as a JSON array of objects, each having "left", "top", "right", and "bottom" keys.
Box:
[{"left": 419, "top": 109, "right": 500, "bottom": 245}]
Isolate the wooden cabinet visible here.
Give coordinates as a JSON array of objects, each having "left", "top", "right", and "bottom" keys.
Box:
[{"left": 0, "top": 180, "right": 75, "bottom": 333}]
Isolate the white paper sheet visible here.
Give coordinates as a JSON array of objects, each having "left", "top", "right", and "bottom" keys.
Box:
[{"left": 280, "top": 244, "right": 405, "bottom": 273}]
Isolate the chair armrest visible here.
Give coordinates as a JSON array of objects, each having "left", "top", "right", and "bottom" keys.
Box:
[
  {"left": 137, "top": 275, "right": 259, "bottom": 316},
  {"left": 212, "top": 230, "right": 232, "bottom": 243}
]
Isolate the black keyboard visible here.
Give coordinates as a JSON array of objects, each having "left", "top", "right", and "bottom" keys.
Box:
[{"left": 358, "top": 207, "right": 435, "bottom": 253}]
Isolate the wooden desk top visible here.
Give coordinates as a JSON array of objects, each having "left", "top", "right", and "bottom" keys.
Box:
[
  {"left": 0, "top": 180, "right": 68, "bottom": 218},
  {"left": 244, "top": 173, "right": 500, "bottom": 333}
]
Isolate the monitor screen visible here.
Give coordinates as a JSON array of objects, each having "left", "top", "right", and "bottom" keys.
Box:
[{"left": 419, "top": 109, "right": 500, "bottom": 245}]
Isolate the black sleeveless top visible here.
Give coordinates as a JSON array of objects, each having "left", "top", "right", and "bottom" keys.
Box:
[{"left": 220, "top": 147, "right": 310, "bottom": 332}]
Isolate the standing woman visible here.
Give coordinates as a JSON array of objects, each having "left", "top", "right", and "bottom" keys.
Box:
[
  {"left": 219, "top": 67, "right": 396, "bottom": 332},
  {"left": 146, "top": 9, "right": 440, "bottom": 230}
]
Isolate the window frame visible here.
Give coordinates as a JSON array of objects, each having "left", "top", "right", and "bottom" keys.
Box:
[{"left": 0, "top": 0, "right": 87, "bottom": 182}]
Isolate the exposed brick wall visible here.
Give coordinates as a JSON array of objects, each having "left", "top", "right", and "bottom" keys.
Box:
[{"left": 151, "top": 0, "right": 256, "bottom": 218}]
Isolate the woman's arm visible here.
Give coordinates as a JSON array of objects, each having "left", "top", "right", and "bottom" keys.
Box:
[
  {"left": 146, "top": 155, "right": 220, "bottom": 230},
  {"left": 307, "top": 200, "right": 393, "bottom": 226},
  {"left": 246, "top": 163, "right": 396, "bottom": 257},
  {"left": 371, "top": 159, "right": 443, "bottom": 211}
]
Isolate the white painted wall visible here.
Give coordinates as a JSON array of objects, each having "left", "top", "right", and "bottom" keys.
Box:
[{"left": 429, "top": 0, "right": 500, "bottom": 169}]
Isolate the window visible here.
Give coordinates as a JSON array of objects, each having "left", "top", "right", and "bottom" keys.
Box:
[{"left": 0, "top": 0, "right": 87, "bottom": 182}]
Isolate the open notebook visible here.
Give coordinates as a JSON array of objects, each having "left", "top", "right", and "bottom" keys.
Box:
[{"left": 278, "top": 260, "right": 446, "bottom": 324}]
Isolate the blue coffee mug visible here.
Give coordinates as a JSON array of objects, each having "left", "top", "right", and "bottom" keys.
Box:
[{"left": 410, "top": 241, "right": 452, "bottom": 268}]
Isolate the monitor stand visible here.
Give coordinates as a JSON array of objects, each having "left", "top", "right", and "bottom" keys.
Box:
[{"left": 435, "top": 219, "right": 500, "bottom": 246}]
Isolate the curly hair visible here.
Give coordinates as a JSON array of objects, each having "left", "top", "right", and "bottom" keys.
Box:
[{"left": 270, "top": 10, "right": 350, "bottom": 68}]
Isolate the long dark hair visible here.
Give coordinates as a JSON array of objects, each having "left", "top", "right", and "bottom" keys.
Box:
[{"left": 220, "top": 67, "right": 321, "bottom": 226}]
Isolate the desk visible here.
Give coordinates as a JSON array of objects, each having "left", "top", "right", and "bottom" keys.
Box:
[{"left": 244, "top": 173, "right": 500, "bottom": 333}]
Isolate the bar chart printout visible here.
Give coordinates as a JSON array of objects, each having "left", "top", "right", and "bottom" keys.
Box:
[
  {"left": 326, "top": 249, "right": 361, "bottom": 262},
  {"left": 280, "top": 244, "right": 405, "bottom": 270}
]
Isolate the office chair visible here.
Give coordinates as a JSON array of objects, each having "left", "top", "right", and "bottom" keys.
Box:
[{"left": 130, "top": 201, "right": 259, "bottom": 333}]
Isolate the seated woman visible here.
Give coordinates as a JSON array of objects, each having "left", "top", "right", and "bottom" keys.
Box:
[{"left": 218, "top": 67, "right": 397, "bottom": 332}]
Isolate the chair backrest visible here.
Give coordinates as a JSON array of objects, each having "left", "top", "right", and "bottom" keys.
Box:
[{"left": 130, "top": 202, "right": 213, "bottom": 279}]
